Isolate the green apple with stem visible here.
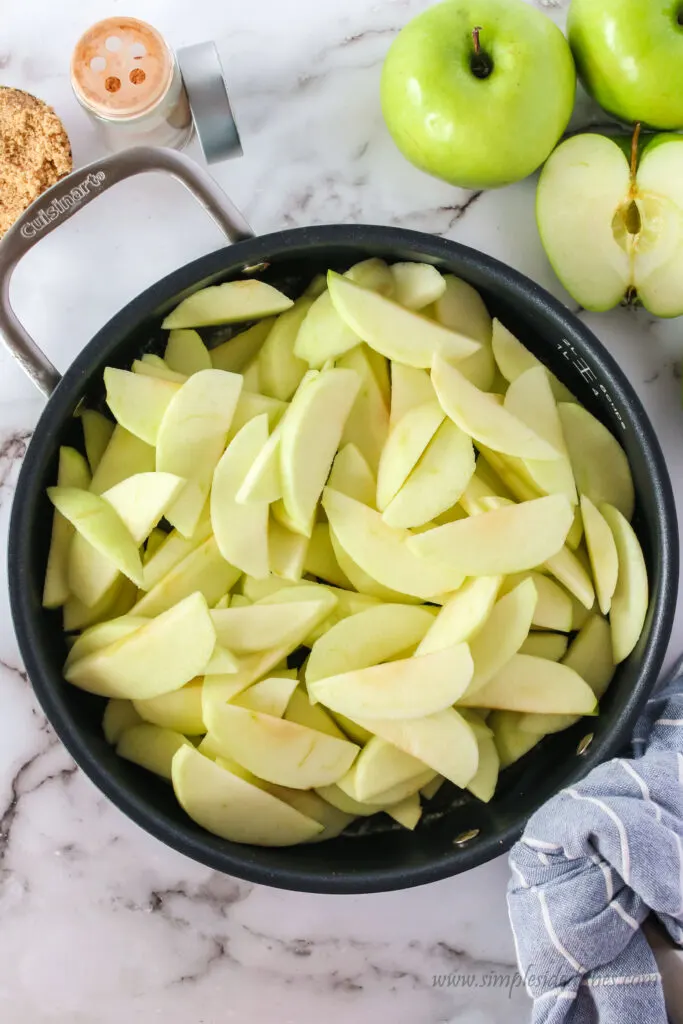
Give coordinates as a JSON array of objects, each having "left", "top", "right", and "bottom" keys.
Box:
[
  {"left": 537, "top": 124, "right": 683, "bottom": 316},
  {"left": 380, "top": 0, "right": 576, "bottom": 190},
  {"left": 568, "top": 0, "right": 683, "bottom": 130}
]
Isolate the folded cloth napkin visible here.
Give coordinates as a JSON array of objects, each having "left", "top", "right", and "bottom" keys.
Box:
[{"left": 507, "top": 655, "right": 683, "bottom": 1024}]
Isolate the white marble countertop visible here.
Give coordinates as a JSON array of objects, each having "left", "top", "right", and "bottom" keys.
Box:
[{"left": 1, "top": 0, "right": 682, "bottom": 1020}]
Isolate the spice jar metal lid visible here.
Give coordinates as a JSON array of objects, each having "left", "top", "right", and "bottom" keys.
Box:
[{"left": 176, "top": 42, "right": 242, "bottom": 164}]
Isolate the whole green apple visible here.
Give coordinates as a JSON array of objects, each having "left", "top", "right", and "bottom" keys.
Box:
[
  {"left": 380, "top": 0, "right": 576, "bottom": 190},
  {"left": 568, "top": 0, "right": 683, "bottom": 129},
  {"left": 536, "top": 128, "right": 683, "bottom": 316}
]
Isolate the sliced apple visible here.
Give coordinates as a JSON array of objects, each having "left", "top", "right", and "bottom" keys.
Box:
[
  {"left": 117, "top": 724, "right": 191, "bottom": 779},
  {"left": 258, "top": 297, "right": 312, "bottom": 401},
  {"left": 102, "top": 699, "right": 143, "bottom": 745},
  {"left": 408, "top": 494, "right": 572, "bottom": 576},
  {"left": 328, "top": 444, "right": 376, "bottom": 507},
  {"left": 421, "top": 775, "right": 445, "bottom": 800},
  {"left": 347, "top": 708, "right": 479, "bottom": 788},
  {"left": 172, "top": 745, "right": 323, "bottom": 845},
  {"left": 156, "top": 369, "right": 243, "bottom": 537},
  {"left": 309, "top": 643, "right": 473, "bottom": 720},
  {"left": 280, "top": 368, "right": 360, "bottom": 537},
  {"left": 336, "top": 345, "right": 390, "bottom": 473},
  {"left": 65, "top": 615, "right": 148, "bottom": 669},
  {"left": 80, "top": 410, "right": 114, "bottom": 473},
  {"left": 325, "top": 488, "right": 465, "bottom": 599},
  {"left": 162, "top": 279, "right": 293, "bottom": 329},
  {"left": 500, "top": 572, "right": 573, "bottom": 632},
  {"left": 432, "top": 355, "right": 560, "bottom": 462},
  {"left": 345, "top": 257, "right": 395, "bottom": 295},
  {"left": 303, "top": 522, "right": 352, "bottom": 588},
  {"left": 601, "top": 503, "right": 648, "bottom": 662},
  {"left": 466, "top": 734, "right": 500, "bottom": 803},
  {"left": 467, "top": 578, "right": 537, "bottom": 693},
  {"left": 236, "top": 419, "right": 285, "bottom": 505},
  {"left": 134, "top": 678, "right": 205, "bottom": 734},
  {"left": 491, "top": 318, "right": 575, "bottom": 403},
  {"left": 227, "top": 391, "right": 286, "bottom": 442},
  {"left": 390, "top": 262, "right": 446, "bottom": 310},
  {"left": 43, "top": 447, "right": 91, "bottom": 608},
  {"left": 387, "top": 793, "right": 423, "bottom": 830},
  {"left": 416, "top": 576, "right": 502, "bottom": 654},
  {"left": 203, "top": 702, "right": 359, "bottom": 789},
  {"left": 202, "top": 644, "right": 240, "bottom": 675},
  {"left": 382, "top": 420, "right": 475, "bottom": 528},
  {"left": 433, "top": 274, "right": 495, "bottom": 391},
  {"left": 90, "top": 425, "right": 155, "bottom": 495},
  {"left": 232, "top": 676, "right": 298, "bottom": 717},
  {"left": 133, "top": 354, "right": 188, "bottom": 384},
  {"left": 344, "top": 736, "right": 431, "bottom": 802},
  {"left": 47, "top": 487, "right": 142, "bottom": 590},
  {"left": 459, "top": 654, "right": 597, "bottom": 714},
  {"left": 210, "top": 319, "right": 274, "bottom": 373},
  {"left": 104, "top": 368, "right": 180, "bottom": 446},
  {"left": 241, "top": 359, "right": 261, "bottom": 392},
  {"left": 62, "top": 575, "right": 137, "bottom": 632},
  {"left": 262, "top": 784, "right": 355, "bottom": 842},
  {"left": 328, "top": 532, "right": 418, "bottom": 604},
  {"left": 268, "top": 519, "right": 308, "bottom": 580},
  {"left": 211, "top": 415, "right": 270, "bottom": 578},
  {"left": 294, "top": 290, "right": 360, "bottom": 368},
  {"left": 145, "top": 527, "right": 166, "bottom": 562},
  {"left": 306, "top": 604, "right": 435, "bottom": 684},
  {"left": 132, "top": 536, "right": 240, "bottom": 617},
  {"left": 65, "top": 592, "right": 216, "bottom": 699},
  {"left": 284, "top": 686, "right": 348, "bottom": 738},
  {"left": 558, "top": 403, "right": 635, "bottom": 520},
  {"left": 328, "top": 271, "right": 480, "bottom": 368},
  {"left": 544, "top": 544, "right": 596, "bottom": 610},
  {"left": 581, "top": 495, "right": 619, "bottom": 615},
  {"left": 389, "top": 364, "right": 436, "bottom": 430},
  {"left": 142, "top": 513, "right": 212, "bottom": 591},
  {"left": 165, "top": 329, "right": 212, "bottom": 375},
  {"left": 564, "top": 614, "right": 615, "bottom": 700},
  {"left": 376, "top": 400, "right": 445, "bottom": 510},
  {"left": 519, "top": 632, "right": 569, "bottom": 662},
  {"left": 211, "top": 601, "right": 329, "bottom": 655},
  {"left": 490, "top": 710, "right": 542, "bottom": 769}
]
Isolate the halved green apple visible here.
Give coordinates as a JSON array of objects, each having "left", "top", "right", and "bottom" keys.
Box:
[{"left": 537, "top": 131, "right": 683, "bottom": 316}]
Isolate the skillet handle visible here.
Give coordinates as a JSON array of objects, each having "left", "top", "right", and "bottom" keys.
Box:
[{"left": 0, "top": 146, "right": 253, "bottom": 397}]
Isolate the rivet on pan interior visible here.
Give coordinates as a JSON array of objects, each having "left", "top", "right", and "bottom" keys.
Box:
[
  {"left": 577, "top": 733, "right": 594, "bottom": 756},
  {"left": 453, "top": 828, "right": 480, "bottom": 846},
  {"left": 242, "top": 261, "right": 270, "bottom": 274}
]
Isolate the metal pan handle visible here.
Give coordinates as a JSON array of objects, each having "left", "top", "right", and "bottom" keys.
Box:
[{"left": 0, "top": 146, "right": 253, "bottom": 397}]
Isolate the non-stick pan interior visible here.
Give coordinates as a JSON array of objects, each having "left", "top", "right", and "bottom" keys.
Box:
[{"left": 10, "top": 226, "right": 677, "bottom": 892}]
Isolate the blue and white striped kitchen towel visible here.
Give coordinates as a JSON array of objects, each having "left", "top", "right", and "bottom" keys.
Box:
[{"left": 508, "top": 656, "right": 683, "bottom": 1024}]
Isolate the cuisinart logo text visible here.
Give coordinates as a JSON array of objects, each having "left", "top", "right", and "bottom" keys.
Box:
[{"left": 20, "top": 171, "right": 106, "bottom": 238}]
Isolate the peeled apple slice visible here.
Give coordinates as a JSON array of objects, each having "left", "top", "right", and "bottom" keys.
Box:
[
  {"left": 132, "top": 536, "right": 240, "bottom": 617},
  {"left": 490, "top": 710, "right": 542, "bottom": 769},
  {"left": 467, "top": 578, "right": 538, "bottom": 693},
  {"left": 134, "top": 354, "right": 187, "bottom": 384},
  {"left": 327, "top": 271, "right": 480, "bottom": 368},
  {"left": 306, "top": 603, "right": 435, "bottom": 683},
  {"left": 390, "top": 262, "right": 446, "bottom": 310},
  {"left": 117, "top": 724, "right": 191, "bottom": 779},
  {"left": 519, "top": 632, "right": 569, "bottom": 661},
  {"left": 280, "top": 368, "right": 361, "bottom": 537},
  {"left": 382, "top": 419, "right": 475, "bottom": 528},
  {"left": 433, "top": 274, "right": 495, "bottom": 391},
  {"left": 90, "top": 425, "right": 155, "bottom": 496},
  {"left": 323, "top": 487, "right": 465, "bottom": 599},
  {"left": 500, "top": 572, "right": 573, "bottom": 632},
  {"left": 328, "top": 531, "right": 420, "bottom": 604},
  {"left": 432, "top": 356, "right": 560, "bottom": 462},
  {"left": 544, "top": 545, "right": 596, "bottom": 610},
  {"left": 415, "top": 576, "right": 502, "bottom": 654},
  {"left": 210, "top": 319, "right": 274, "bottom": 373},
  {"left": 65, "top": 615, "right": 148, "bottom": 669},
  {"left": 203, "top": 703, "right": 359, "bottom": 789},
  {"left": 65, "top": 592, "right": 216, "bottom": 700},
  {"left": 103, "top": 699, "right": 143, "bottom": 745},
  {"left": 134, "top": 679, "right": 205, "bottom": 735},
  {"left": 376, "top": 401, "right": 445, "bottom": 510},
  {"left": 558, "top": 403, "right": 635, "bottom": 520},
  {"left": 43, "top": 447, "right": 91, "bottom": 608},
  {"left": 227, "top": 391, "right": 286, "bottom": 442},
  {"left": 156, "top": 369, "right": 243, "bottom": 537},
  {"left": 458, "top": 654, "right": 597, "bottom": 715},
  {"left": 308, "top": 644, "right": 474, "bottom": 720},
  {"left": 336, "top": 345, "right": 390, "bottom": 473},
  {"left": 172, "top": 745, "right": 323, "bottom": 845},
  {"left": 48, "top": 487, "right": 143, "bottom": 588},
  {"left": 346, "top": 736, "right": 432, "bottom": 802},
  {"left": 269, "top": 519, "right": 308, "bottom": 580},
  {"left": 328, "top": 444, "right": 376, "bottom": 507},
  {"left": 491, "top": 318, "right": 575, "bottom": 402},
  {"left": 142, "top": 513, "right": 213, "bottom": 591},
  {"left": 601, "top": 504, "right": 648, "bottom": 663},
  {"left": 80, "top": 410, "right": 114, "bottom": 473},
  {"left": 211, "top": 601, "right": 330, "bottom": 655},
  {"left": 162, "top": 280, "right": 293, "bottom": 329},
  {"left": 236, "top": 419, "right": 285, "bottom": 505},
  {"left": 257, "top": 297, "right": 312, "bottom": 401},
  {"left": 581, "top": 495, "right": 619, "bottom": 615},
  {"left": 284, "top": 686, "right": 348, "bottom": 739},
  {"left": 104, "top": 369, "right": 180, "bottom": 446},
  {"left": 294, "top": 291, "right": 360, "bottom": 368},
  {"left": 389, "top": 364, "right": 435, "bottom": 429},
  {"left": 408, "top": 495, "right": 573, "bottom": 576},
  {"left": 303, "top": 523, "right": 352, "bottom": 589},
  {"left": 232, "top": 676, "right": 299, "bottom": 718},
  {"left": 347, "top": 708, "right": 479, "bottom": 789},
  {"left": 210, "top": 415, "right": 270, "bottom": 578},
  {"left": 345, "top": 257, "right": 395, "bottom": 295},
  {"left": 165, "top": 329, "right": 212, "bottom": 375},
  {"left": 466, "top": 734, "right": 500, "bottom": 804}
]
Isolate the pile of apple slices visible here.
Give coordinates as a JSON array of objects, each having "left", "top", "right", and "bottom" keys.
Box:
[{"left": 43, "top": 258, "right": 648, "bottom": 847}]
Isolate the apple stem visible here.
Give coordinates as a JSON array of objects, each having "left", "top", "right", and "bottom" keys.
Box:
[
  {"left": 630, "top": 122, "right": 641, "bottom": 181},
  {"left": 472, "top": 26, "right": 482, "bottom": 55}
]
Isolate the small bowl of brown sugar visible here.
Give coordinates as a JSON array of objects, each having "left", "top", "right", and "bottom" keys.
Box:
[{"left": 0, "top": 86, "right": 73, "bottom": 238}]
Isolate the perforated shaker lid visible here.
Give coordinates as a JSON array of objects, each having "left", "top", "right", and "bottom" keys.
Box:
[{"left": 177, "top": 42, "right": 242, "bottom": 164}]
